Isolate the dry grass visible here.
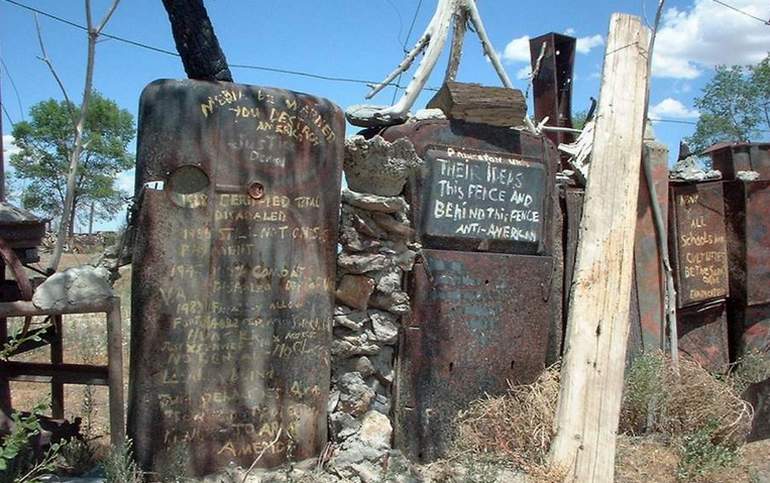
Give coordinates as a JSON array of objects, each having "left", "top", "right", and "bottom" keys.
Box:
[
  {"left": 452, "top": 365, "right": 562, "bottom": 479},
  {"left": 620, "top": 352, "right": 753, "bottom": 448},
  {"left": 449, "top": 352, "right": 760, "bottom": 482}
]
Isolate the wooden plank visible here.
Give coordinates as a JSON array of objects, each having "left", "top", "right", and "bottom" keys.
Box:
[
  {"left": 549, "top": 13, "right": 651, "bottom": 482},
  {"left": 427, "top": 81, "right": 527, "bottom": 127},
  {"left": 0, "top": 361, "right": 109, "bottom": 386},
  {"left": 0, "top": 299, "right": 115, "bottom": 318},
  {"left": 106, "top": 299, "right": 125, "bottom": 445}
]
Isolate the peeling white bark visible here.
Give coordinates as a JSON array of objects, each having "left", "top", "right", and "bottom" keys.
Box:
[{"left": 347, "top": 0, "right": 518, "bottom": 128}]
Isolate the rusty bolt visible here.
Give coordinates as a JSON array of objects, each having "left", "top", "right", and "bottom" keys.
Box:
[{"left": 248, "top": 182, "right": 265, "bottom": 200}]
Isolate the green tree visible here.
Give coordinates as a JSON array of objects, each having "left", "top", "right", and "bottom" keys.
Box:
[
  {"left": 687, "top": 54, "right": 770, "bottom": 153},
  {"left": 10, "top": 92, "right": 134, "bottom": 236}
]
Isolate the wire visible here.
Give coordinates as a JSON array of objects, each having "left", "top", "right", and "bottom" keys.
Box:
[
  {"left": 710, "top": 0, "right": 770, "bottom": 25},
  {"left": 2, "top": 102, "right": 14, "bottom": 127},
  {"left": 0, "top": 56, "right": 25, "bottom": 121},
  {"left": 392, "top": 0, "right": 425, "bottom": 103},
  {"left": 3, "top": 0, "right": 436, "bottom": 92},
  {"left": 650, "top": 117, "right": 770, "bottom": 133}
]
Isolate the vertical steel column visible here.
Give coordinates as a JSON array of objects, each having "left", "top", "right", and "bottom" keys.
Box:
[
  {"left": 50, "top": 315, "right": 64, "bottom": 419},
  {"left": 529, "top": 32, "right": 576, "bottom": 161}
]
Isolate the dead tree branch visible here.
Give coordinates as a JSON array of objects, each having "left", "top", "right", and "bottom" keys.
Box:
[
  {"left": 347, "top": 0, "right": 524, "bottom": 128},
  {"left": 48, "top": 0, "right": 122, "bottom": 272},
  {"left": 161, "top": 0, "right": 233, "bottom": 82}
]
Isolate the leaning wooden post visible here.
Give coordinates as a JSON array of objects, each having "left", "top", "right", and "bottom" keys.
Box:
[{"left": 549, "top": 14, "right": 651, "bottom": 482}]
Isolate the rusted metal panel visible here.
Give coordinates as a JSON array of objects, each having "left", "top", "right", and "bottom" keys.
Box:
[
  {"left": 381, "top": 120, "right": 557, "bottom": 255},
  {"left": 724, "top": 180, "right": 770, "bottom": 307},
  {"left": 669, "top": 181, "right": 729, "bottom": 308},
  {"left": 744, "top": 181, "right": 770, "bottom": 305},
  {"left": 129, "top": 79, "right": 343, "bottom": 476},
  {"left": 395, "top": 249, "right": 553, "bottom": 462},
  {"left": 633, "top": 142, "right": 669, "bottom": 351},
  {"left": 677, "top": 302, "right": 729, "bottom": 373},
  {"left": 529, "top": 33, "right": 576, "bottom": 154},
  {"left": 706, "top": 143, "right": 770, "bottom": 180},
  {"left": 561, "top": 187, "right": 583, "bottom": 303},
  {"left": 729, "top": 303, "right": 770, "bottom": 358}
]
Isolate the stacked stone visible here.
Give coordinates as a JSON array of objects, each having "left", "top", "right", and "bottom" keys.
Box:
[{"left": 327, "top": 136, "right": 422, "bottom": 481}]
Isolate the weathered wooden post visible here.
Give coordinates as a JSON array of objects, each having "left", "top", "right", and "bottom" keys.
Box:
[
  {"left": 549, "top": 13, "right": 651, "bottom": 482},
  {"left": 128, "top": 80, "right": 344, "bottom": 476}
]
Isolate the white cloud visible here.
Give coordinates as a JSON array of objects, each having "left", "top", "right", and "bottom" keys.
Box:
[
  {"left": 516, "top": 66, "right": 532, "bottom": 80},
  {"left": 2, "top": 135, "right": 19, "bottom": 160},
  {"left": 564, "top": 28, "right": 577, "bottom": 36},
  {"left": 653, "top": 0, "right": 770, "bottom": 79},
  {"left": 649, "top": 98, "right": 700, "bottom": 119},
  {"left": 502, "top": 35, "right": 531, "bottom": 63},
  {"left": 576, "top": 34, "right": 604, "bottom": 54},
  {"left": 116, "top": 169, "right": 135, "bottom": 194}
]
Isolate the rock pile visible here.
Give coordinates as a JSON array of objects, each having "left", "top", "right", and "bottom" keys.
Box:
[{"left": 326, "top": 136, "right": 423, "bottom": 481}]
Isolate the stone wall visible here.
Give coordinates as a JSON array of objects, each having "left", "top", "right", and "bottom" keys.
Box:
[{"left": 326, "top": 136, "right": 422, "bottom": 481}]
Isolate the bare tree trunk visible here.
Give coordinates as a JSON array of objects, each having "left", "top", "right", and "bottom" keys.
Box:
[
  {"left": 161, "top": 0, "right": 233, "bottom": 82},
  {"left": 88, "top": 202, "right": 95, "bottom": 235},
  {"left": 48, "top": 0, "right": 121, "bottom": 272},
  {"left": 68, "top": 200, "right": 77, "bottom": 239}
]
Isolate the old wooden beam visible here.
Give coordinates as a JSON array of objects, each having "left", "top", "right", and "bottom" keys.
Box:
[
  {"left": 427, "top": 81, "right": 527, "bottom": 127},
  {"left": 549, "top": 13, "right": 651, "bottom": 482},
  {"left": 161, "top": 0, "right": 233, "bottom": 82}
]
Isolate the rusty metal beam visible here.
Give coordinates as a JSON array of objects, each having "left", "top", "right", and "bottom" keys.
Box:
[
  {"left": 0, "top": 297, "right": 124, "bottom": 445},
  {"left": 0, "top": 361, "right": 108, "bottom": 385}
]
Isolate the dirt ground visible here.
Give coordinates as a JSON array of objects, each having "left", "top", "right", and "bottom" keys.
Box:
[{"left": 615, "top": 435, "right": 770, "bottom": 483}]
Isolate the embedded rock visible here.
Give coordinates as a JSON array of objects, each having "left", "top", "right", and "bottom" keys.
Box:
[
  {"left": 344, "top": 136, "right": 423, "bottom": 196},
  {"left": 32, "top": 266, "right": 114, "bottom": 311},
  {"left": 337, "top": 372, "right": 376, "bottom": 417},
  {"left": 335, "top": 275, "right": 376, "bottom": 310}
]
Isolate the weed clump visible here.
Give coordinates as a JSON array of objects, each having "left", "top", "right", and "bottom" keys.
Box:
[
  {"left": 452, "top": 364, "right": 561, "bottom": 478},
  {"left": 729, "top": 349, "right": 770, "bottom": 395},
  {"left": 620, "top": 352, "right": 753, "bottom": 447},
  {"left": 103, "top": 439, "right": 143, "bottom": 483}
]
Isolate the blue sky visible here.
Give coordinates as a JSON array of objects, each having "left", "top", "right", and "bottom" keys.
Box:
[{"left": 2, "top": 0, "right": 769, "bottom": 231}]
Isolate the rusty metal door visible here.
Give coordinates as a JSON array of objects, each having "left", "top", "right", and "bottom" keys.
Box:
[
  {"left": 129, "top": 80, "right": 343, "bottom": 475},
  {"left": 381, "top": 120, "right": 557, "bottom": 461},
  {"left": 396, "top": 249, "right": 553, "bottom": 461},
  {"left": 677, "top": 302, "right": 729, "bottom": 372}
]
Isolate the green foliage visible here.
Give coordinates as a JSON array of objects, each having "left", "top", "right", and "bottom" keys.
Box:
[
  {"left": 687, "top": 54, "right": 770, "bottom": 153},
  {"left": 0, "top": 323, "right": 52, "bottom": 361},
  {"left": 676, "top": 420, "right": 739, "bottom": 482},
  {"left": 10, "top": 92, "right": 134, "bottom": 232},
  {"left": 729, "top": 349, "right": 770, "bottom": 395},
  {"left": 57, "top": 437, "right": 95, "bottom": 476},
  {"left": 620, "top": 351, "right": 666, "bottom": 434},
  {"left": 103, "top": 439, "right": 143, "bottom": 483},
  {"left": 0, "top": 401, "right": 62, "bottom": 483}
]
